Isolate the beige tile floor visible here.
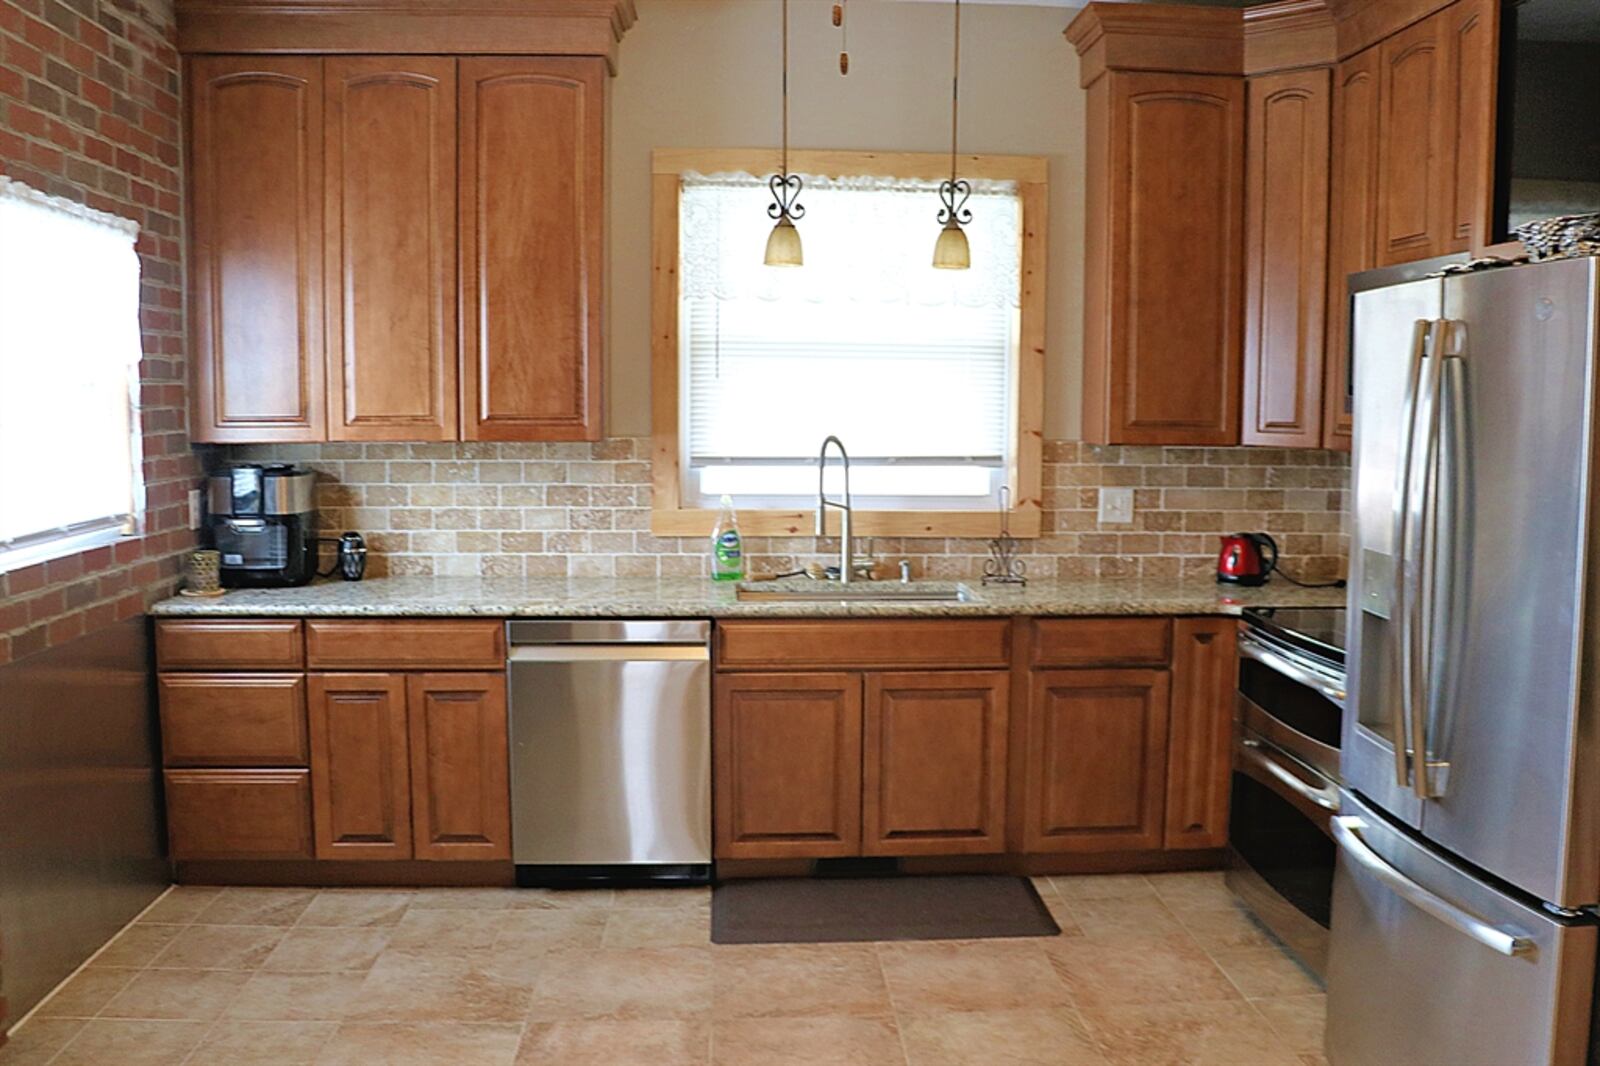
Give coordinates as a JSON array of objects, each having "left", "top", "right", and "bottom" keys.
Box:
[{"left": 0, "top": 871, "right": 1327, "bottom": 1066}]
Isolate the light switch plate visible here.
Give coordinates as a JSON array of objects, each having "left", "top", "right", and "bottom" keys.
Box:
[
  {"left": 188, "top": 489, "right": 203, "bottom": 530},
  {"left": 1098, "top": 487, "right": 1134, "bottom": 525}
]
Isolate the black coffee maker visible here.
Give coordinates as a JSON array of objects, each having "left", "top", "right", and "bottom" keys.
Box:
[{"left": 207, "top": 465, "right": 318, "bottom": 587}]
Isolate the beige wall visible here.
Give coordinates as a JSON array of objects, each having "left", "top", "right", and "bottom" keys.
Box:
[{"left": 606, "top": 0, "right": 1086, "bottom": 437}]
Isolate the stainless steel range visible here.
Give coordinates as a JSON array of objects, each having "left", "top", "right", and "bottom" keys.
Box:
[{"left": 1228, "top": 606, "right": 1345, "bottom": 979}]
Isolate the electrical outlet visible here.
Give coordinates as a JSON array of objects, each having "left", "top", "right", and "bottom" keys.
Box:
[
  {"left": 1098, "top": 487, "right": 1134, "bottom": 525},
  {"left": 188, "top": 488, "right": 203, "bottom": 530}
]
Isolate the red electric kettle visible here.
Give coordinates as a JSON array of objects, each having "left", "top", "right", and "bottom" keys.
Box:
[{"left": 1217, "top": 532, "right": 1277, "bottom": 586}]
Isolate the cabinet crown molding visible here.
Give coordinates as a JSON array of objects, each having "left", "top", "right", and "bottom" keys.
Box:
[
  {"left": 1067, "top": 2, "right": 1244, "bottom": 86},
  {"left": 1244, "top": 0, "right": 1336, "bottom": 74},
  {"left": 177, "top": 0, "right": 638, "bottom": 71}
]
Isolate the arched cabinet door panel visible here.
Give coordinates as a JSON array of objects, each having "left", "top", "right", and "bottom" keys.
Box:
[
  {"left": 189, "top": 56, "right": 325, "bottom": 443},
  {"left": 458, "top": 58, "right": 605, "bottom": 442},
  {"left": 324, "top": 57, "right": 458, "bottom": 442}
]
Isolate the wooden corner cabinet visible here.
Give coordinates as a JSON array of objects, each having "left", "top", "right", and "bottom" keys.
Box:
[
  {"left": 1069, "top": 0, "right": 1502, "bottom": 454},
  {"left": 156, "top": 618, "right": 510, "bottom": 867},
  {"left": 187, "top": 51, "right": 609, "bottom": 444}
]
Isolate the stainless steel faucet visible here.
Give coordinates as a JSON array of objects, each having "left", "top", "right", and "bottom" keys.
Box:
[{"left": 816, "top": 435, "right": 854, "bottom": 584}]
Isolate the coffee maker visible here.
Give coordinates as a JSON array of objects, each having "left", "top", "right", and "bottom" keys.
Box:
[{"left": 207, "top": 465, "right": 317, "bottom": 587}]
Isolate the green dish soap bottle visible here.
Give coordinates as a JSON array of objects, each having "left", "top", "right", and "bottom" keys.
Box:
[{"left": 711, "top": 495, "right": 745, "bottom": 582}]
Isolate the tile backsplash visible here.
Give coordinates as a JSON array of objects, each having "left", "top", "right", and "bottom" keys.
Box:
[{"left": 217, "top": 439, "right": 1350, "bottom": 583}]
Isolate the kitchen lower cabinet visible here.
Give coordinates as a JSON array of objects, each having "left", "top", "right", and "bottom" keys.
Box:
[
  {"left": 1021, "top": 669, "right": 1171, "bottom": 853},
  {"left": 1164, "top": 618, "right": 1238, "bottom": 849},
  {"left": 862, "top": 671, "right": 1009, "bottom": 857},
  {"left": 407, "top": 674, "right": 511, "bottom": 860},
  {"left": 156, "top": 619, "right": 510, "bottom": 868},
  {"left": 165, "top": 769, "right": 315, "bottom": 861},
  {"left": 713, "top": 673, "right": 863, "bottom": 860},
  {"left": 308, "top": 673, "right": 412, "bottom": 860}
]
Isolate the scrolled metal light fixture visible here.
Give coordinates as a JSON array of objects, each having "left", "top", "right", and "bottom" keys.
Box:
[
  {"left": 764, "top": 0, "right": 804, "bottom": 267},
  {"left": 933, "top": 0, "right": 971, "bottom": 271}
]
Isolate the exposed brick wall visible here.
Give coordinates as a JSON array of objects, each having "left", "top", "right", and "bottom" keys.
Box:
[
  {"left": 0, "top": 0, "right": 194, "bottom": 667},
  {"left": 222, "top": 439, "right": 1351, "bottom": 583}
]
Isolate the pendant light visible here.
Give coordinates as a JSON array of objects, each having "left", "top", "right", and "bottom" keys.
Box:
[
  {"left": 933, "top": 0, "right": 971, "bottom": 270},
  {"left": 764, "top": 0, "right": 804, "bottom": 267}
]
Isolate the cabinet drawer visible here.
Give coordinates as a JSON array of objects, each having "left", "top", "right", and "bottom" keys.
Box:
[
  {"left": 1032, "top": 618, "right": 1171, "bottom": 668},
  {"left": 305, "top": 620, "right": 504, "bottom": 670},
  {"left": 716, "top": 620, "right": 1010, "bottom": 672},
  {"left": 159, "top": 674, "right": 309, "bottom": 767},
  {"left": 156, "top": 619, "right": 304, "bottom": 670},
  {"left": 165, "top": 769, "right": 314, "bottom": 860}
]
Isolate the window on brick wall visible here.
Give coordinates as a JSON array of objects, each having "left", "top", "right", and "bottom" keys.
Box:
[
  {"left": 0, "top": 177, "right": 145, "bottom": 572},
  {"left": 651, "top": 150, "right": 1047, "bottom": 539}
]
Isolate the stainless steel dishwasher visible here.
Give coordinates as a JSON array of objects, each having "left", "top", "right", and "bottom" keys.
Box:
[{"left": 507, "top": 620, "right": 711, "bottom": 885}]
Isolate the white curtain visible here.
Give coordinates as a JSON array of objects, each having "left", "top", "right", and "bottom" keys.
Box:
[
  {"left": 0, "top": 177, "right": 145, "bottom": 559},
  {"left": 679, "top": 172, "right": 1021, "bottom": 471}
]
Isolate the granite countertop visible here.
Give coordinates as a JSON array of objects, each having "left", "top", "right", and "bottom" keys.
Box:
[{"left": 149, "top": 574, "right": 1346, "bottom": 619}]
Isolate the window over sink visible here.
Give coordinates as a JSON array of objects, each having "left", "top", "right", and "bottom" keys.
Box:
[
  {"left": 0, "top": 177, "right": 145, "bottom": 572},
  {"left": 651, "top": 149, "right": 1047, "bottom": 539}
]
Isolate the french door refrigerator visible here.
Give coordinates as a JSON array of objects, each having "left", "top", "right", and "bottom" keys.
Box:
[{"left": 1332, "top": 254, "right": 1600, "bottom": 1066}]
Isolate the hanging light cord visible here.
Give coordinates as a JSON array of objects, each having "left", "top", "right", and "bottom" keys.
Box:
[
  {"left": 949, "top": 0, "right": 960, "bottom": 188},
  {"left": 767, "top": 0, "right": 804, "bottom": 224},
  {"left": 937, "top": 0, "right": 971, "bottom": 228},
  {"left": 782, "top": 0, "right": 789, "bottom": 181}
]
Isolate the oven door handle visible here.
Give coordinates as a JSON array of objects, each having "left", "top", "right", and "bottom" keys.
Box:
[
  {"left": 1238, "top": 632, "right": 1346, "bottom": 706},
  {"left": 1332, "top": 816, "right": 1536, "bottom": 958},
  {"left": 1240, "top": 737, "right": 1340, "bottom": 812}
]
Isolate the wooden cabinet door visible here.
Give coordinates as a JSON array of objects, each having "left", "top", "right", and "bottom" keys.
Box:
[
  {"left": 862, "top": 672, "right": 1009, "bottom": 857},
  {"left": 406, "top": 673, "right": 511, "bottom": 860},
  {"left": 1090, "top": 72, "right": 1244, "bottom": 446},
  {"left": 1441, "top": 0, "right": 1500, "bottom": 254},
  {"left": 1375, "top": 12, "right": 1452, "bottom": 265},
  {"left": 1242, "top": 68, "right": 1330, "bottom": 449},
  {"left": 713, "top": 673, "right": 863, "bottom": 860},
  {"left": 189, "top": 56, "right": 325, "bottom": 443},
  {"left": 307, "top": 673, "right": 412, "bottom": 860},
  {"left": 1165, "top": 619, "right": 1238, "bottom": 850},
  {"left": 1022, "top": 669, "right": 1170, "bottom": 853},
  {"left": 458, "top": 58, "right": 604, "bottom": 442},
  {"left": 324, "top": 57, "right": 458, "bottom": 441},
  {"left": 1324, "top": 45, "right": 1382, "bottom": 452}
]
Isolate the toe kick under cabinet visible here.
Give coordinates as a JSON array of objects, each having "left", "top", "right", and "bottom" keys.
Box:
[
  {"left": 711, "top": 616, "right": 1238, "bottom": 867},
  {"left": 155, "top": 619, "right": 511, "bottom": 866}
]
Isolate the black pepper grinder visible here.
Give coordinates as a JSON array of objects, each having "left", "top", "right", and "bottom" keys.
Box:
[{"left": 336, "top": 532, "right": 368, "bottom": 581}]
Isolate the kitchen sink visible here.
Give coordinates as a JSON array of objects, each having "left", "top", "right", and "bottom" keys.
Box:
[{"left": 734, "top": 581, "right": 976, "bottom": 604}]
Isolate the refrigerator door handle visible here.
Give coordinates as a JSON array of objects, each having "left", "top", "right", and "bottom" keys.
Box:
[
  {"left": 1332, "top": 815, "right": 1536, "bottom": 958},
  {"left": 1391, "top": 319, "right": 1433, "bottom": 791},
  {"left": 1407, "top": 321, "right": 1449, "bottom": 799}
]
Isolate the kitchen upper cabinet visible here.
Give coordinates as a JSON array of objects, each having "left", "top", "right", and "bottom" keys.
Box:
[
  {"left": 308, "top": 672, "right": 413, "bottom": 860},
  {"left": 324, "top": 57, "right": 458, "bottom": 442},
  {"left": 187, "top": 54, "right": 608, "bottom": 444},
  {"left": 189, "top": 56, "right": 325, "bottom": 443},
  {"left": 713, "top": 672, "right": 863, "bottom": 860},
  {"left": 1374, "top": 12, "right": 1453, "bottom": 266},
  {"left": 862, "top": 672, "right": 1009, "bottom": 857},
  {"left": 406, "top": 673, "right": 511, "bottom": 861},
  {"left": 1441, "top": 0, "right": 1499, "bottom": 253},
  {"left": 1080, "top": 70, "right": 1246, "bottom": 446},
  {"left": 458, "top": 58, "right": 605, "bottom": 442},
  {"left": 1021, "top": 668, "right": 1171, "bottom": 853},
  {"left": 1242, "top": 68, "right": 1331, "bottom": 449},
  {"left": 1324, "top": 44, "right": 1382, "bottom": 452},
  {"left": 1164, "top": 618, "right": 1238, "bottom": 850}
]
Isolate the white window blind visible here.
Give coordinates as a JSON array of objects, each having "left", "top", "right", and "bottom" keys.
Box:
[
  {"left": 0, "top": 177, "right": 145, "bottom": 572},
  {"left": 678, "top": 172, "right": 1021, "bottom": 509}
]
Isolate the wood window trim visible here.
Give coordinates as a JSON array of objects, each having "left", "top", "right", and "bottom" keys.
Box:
[{"left": 649, "top": 148, "right": 1048, "bottom": 540}]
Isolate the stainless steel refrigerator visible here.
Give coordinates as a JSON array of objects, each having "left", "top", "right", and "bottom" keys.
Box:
[{"left": 1332, "top": 254, "right": 1600, "bottom": 1065}]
